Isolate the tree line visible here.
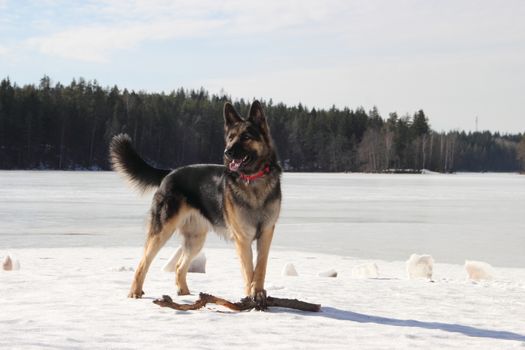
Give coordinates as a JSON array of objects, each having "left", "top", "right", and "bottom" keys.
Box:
[{"left": 0, "top": 76, "right": 523, "bottom": 172}]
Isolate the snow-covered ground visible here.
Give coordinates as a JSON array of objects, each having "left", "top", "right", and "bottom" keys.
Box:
[
  {"left": 1, "top": 247, "right": 525, "bottom": 349},
  {"left": 1, "top": 171, "right": 525, "bottom": 348}
]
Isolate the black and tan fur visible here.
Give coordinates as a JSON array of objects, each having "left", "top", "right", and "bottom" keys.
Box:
[{"left": 109, "top": 101, "right": 281, "bottom": 308}]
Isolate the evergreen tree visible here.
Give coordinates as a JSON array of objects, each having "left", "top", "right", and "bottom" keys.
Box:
[
  {"left": 517, "top": 135, "right": 525, "bottom": 172},
  {"left": 0, "top": 76, "right": 521, "bottom": 173}
]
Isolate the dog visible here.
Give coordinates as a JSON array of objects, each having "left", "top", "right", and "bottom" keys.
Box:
[{"left": 109, "top": 101, "right": 281, "bottom": 309}]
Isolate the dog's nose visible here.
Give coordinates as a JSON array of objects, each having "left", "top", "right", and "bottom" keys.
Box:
[{"left": 224, "top": 148, "right": 234, "bottom": 158}]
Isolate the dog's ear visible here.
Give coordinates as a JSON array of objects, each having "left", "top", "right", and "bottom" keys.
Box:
[
  {"left": 224, "top": 102, "right": 243, "bottom": 128},
  {"left": 248, "top": 100, "right": 268, "bottom": 130}
]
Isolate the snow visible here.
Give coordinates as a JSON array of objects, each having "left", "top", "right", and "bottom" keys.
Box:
[
  {"left": 162, "top": 246, "right": 206, "bottom": 273},
  {"left": 2, "top": 247, "right": 525, "bottom": 349},
  {"left": 318, "top": 268, "right": 338, "bottom": 277},
  {"left": 406, "top": 254, "right": 434, "bottom": 280},
  {"left": 465, "top": 260, "right": 494, "bottom": 281},
  {"left": 1, "top": 171, "right": 525, "bottom": 348},
  {"left": 282, "top": 262, "right": 298, "bottom": 276},
  {"left": 352, "top": 262, "right": 379, "bottom": 278},
  {"left": 114, "top": 266, "right": 134, "bottom": 272},
  {"left": 421, "top": 169, "right": 441, "bottom": 175}
]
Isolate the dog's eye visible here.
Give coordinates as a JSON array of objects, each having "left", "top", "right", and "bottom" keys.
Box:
[{"left": 241, "top": 134, "right": 251, "bottom": 141}]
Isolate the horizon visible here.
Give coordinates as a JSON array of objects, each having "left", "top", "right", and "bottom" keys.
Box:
[{"left": 1, "top": 0, "right": 524, "bottom": 133}]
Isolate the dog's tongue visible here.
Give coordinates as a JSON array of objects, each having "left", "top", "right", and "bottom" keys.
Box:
[{"left": 229, "top": 159, "right": 242, "bottom": 172}]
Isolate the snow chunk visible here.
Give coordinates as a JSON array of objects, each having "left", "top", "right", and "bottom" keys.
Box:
[
  {"left": 2, "top": 254, "right": 20, "bottom": 271},
  {"left": 2, "top": 255, "right": 12, "bottom": 271},
  {"left": 465, "top": 260, "right": 494, "bottom": 281},
  {"left": 162, "top": 248, "right": 182, "bottom": 272},
  {"left": 281, "top": 263, "right": 298, "bottom": 276},
  {"left": 162, "top": 247, "right": 206, "bottom": 274},
  {"left": 318, "top": 269, "right": 338, "bottom": 278},
  {"left": 406, "top": 254, "right": 434, "bottom": 280},
  {"left": 421, "top": 169, "right": 440, "bottom": 175},
  {"left": 188, "top": 251, "right": 206, "bottom": 273},
  {"left": 352, "top": 263, "right": 379, "bottom": 278}
]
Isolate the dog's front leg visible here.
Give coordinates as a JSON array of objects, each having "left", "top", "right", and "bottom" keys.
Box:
[
  {"left": 233, "top": 236, "right": 254, "bottom": 296},
  {"left": 251, "top": 225, "right": 275, "bottom": 310}
]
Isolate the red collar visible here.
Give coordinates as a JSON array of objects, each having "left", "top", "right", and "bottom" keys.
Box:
[{"left": 239, "top": 164, "right": 271, "bottom": 182}]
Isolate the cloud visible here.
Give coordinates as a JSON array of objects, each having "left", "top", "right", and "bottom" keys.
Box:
[
  {"left": 22, "top": 0, "right": 348, "bottom": 62},
  {"left": 92, "top": 0, "right": 341, "bottom": 26},
  {"left": 0, "top": 45, "right": 9, "bottom": 56},
  {"left": 11, "top": 0, "right": 525, "bottom": 64},
  {"left": 4, "top": 0, "right": 525, "bottom": 132},
  {"left": 205, "top": 48, "right": 525, "bottom": 133},
  {"left": 25, "top": 19, "right": 225, "bottom": 62}
]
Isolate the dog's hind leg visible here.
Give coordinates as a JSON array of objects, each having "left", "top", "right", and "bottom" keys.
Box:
[
  {"left": 175, "top": 217, "right": 207, "bottom": 295},
  {"left": 128, "top": 214, "right": 183, "bottom": 298}
]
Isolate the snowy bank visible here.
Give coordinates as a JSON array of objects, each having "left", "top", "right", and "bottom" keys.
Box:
[{"left": 1, "top": 247, "right": 525, "bottom": 350}]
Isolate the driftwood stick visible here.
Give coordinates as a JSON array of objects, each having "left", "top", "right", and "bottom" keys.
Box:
[
  {"left": 266, "top": 296, "right": 321, "bottom": 312},
  {"left": 152, "top": 295, "right": 206, "bottom": 311},
  {"left": 153, "top": 293, "right": 321, "bottom": 312}
]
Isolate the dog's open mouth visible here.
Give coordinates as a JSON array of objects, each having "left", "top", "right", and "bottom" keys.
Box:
[{"left": 229, "top": 155, "right": 249, "bottom": 172}]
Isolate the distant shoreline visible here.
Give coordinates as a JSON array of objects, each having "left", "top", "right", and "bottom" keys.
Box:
[{"left": 0, "top": 168, "right": 522, "bottom": 175}]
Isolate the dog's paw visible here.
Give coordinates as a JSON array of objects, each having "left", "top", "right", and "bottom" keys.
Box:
[
  {"left": 252, "top": 289, "right": 268, "bottom": 311},
  {"left": 177, "top": 287, "right": 190, "bottom": 296},
  {"left": 128, "top": 290, "right": 144, "bottom": 299}
]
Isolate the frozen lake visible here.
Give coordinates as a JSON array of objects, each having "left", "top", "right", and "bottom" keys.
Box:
[{"left": 1, "top": 171, "right": 524, "bottom": 267}]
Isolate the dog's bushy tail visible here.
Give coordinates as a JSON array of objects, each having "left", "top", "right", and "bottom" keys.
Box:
[{"left": 109, "top": 133, "right": 170, "bottom": 193}]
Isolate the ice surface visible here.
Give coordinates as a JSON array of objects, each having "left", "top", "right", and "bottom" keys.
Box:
[
  {"left": 1, "top": 171, "right": 525, "bottom": 267},
  {"left": 352, "top": 263, "right": 379, "bottom": 278},
  {"left": 406, "top": 254, "right": 434, "bottom": 280},
  {"left": 465, "top": 260, "right": 494, "bottom": 281},
  {"left": 282, "top": 263, "right": 298, "bottom": 276}
]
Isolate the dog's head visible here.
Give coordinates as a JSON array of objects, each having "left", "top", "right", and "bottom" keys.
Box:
[{"left": 223, "top": 101, "right": 274, "bottom": 174}]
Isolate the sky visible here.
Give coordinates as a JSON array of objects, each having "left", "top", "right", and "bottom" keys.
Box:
[{"left": 0, "top": 0, "right": 524, "bottom": 133}]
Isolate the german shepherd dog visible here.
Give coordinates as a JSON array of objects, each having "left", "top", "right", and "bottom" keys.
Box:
[{"left": 109, "top": 101, "right": 281, "bottom": 309}]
